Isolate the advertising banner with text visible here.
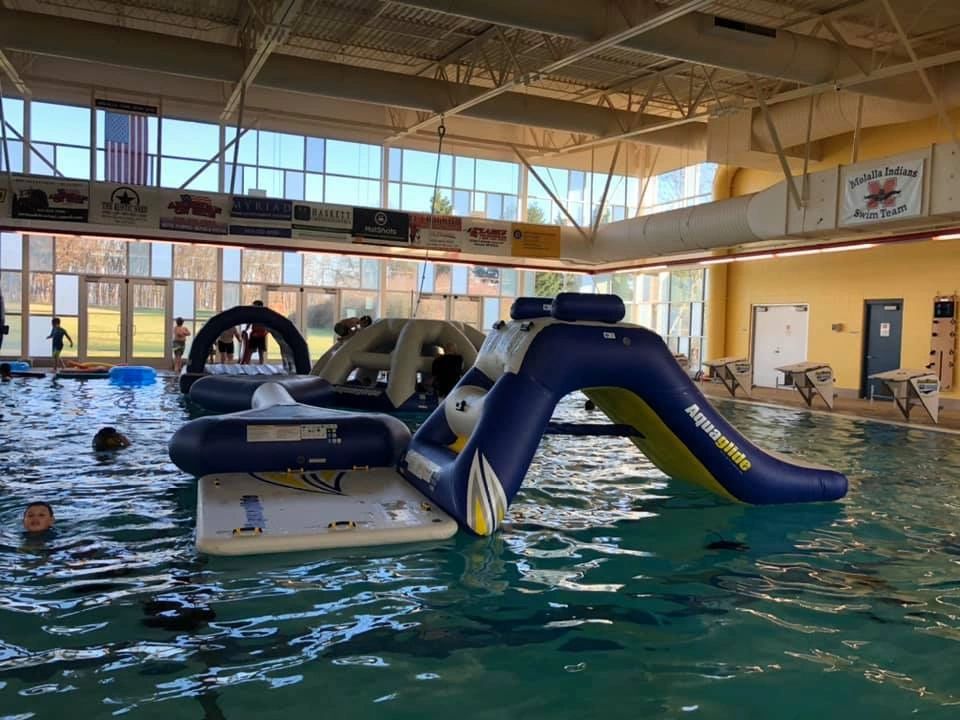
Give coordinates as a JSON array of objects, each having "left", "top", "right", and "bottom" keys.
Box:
[
  {"left": 89, "top": 183, "right": 159, "bottom": 228},
  {"left": 10, "top": 176, "right": 90, "bottom": 222},
  {"left": 158, "top": 190, "right": 229, "bottom": 234}
]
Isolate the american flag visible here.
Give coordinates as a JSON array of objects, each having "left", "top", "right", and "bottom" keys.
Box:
[{"left": 105, "top": 111, "right": 149, "bottom": 185}]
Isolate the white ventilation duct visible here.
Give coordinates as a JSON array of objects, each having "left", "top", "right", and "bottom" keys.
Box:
[
  {"left": 0, "top": 8, "right": 705, "bottom": 151},
  {"left": 591, "top": 143, "right": 958, "bottom": 264}
]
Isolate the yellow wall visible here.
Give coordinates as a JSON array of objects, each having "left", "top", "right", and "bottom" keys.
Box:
[
  {"left": 725, "top": 239, "right": 960, "bottom": 397},
  {"left": 725, "top": 108, "right": 960, "bottom": 397}
]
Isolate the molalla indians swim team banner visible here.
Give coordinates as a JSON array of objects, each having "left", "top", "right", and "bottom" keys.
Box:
[{"left": 840, "top": 157, "right": 924, "bottom": 227}]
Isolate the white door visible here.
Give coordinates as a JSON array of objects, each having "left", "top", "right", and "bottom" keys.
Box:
[{"left": 752, "top": 304, "right": 809, "bottom": 388}]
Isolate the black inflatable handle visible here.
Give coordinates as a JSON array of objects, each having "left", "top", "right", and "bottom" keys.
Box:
[{"left": 185, "top": 305, "right": 311, "bottom": 377}]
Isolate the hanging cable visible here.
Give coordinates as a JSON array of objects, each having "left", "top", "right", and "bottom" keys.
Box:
[{"left": 412, "top": 118, "right": 446, "bottom": 318}]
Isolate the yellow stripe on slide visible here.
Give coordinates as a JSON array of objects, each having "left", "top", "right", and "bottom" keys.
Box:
[{"left": 583, "top": 387, "right": 739, "bottom": 502}]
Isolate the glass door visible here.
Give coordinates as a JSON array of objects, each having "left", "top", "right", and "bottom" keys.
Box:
[
  {"left": 304, "top": 290, "right": 337, "bottom": 361},
  {"left": 83, "top": 277, "right": 125, "bottom": 361},
  {"left": 128, "top": 280, "right": 169, "bottom": 366},
  {"left": 265, "top": 286, "right": 303, "bottom": 361},
  {"left": 414, "top": 294, "right": 448, "bottom": 320},
  {"left": 451, "top": 296, "right": 481, "bottom": 327}
]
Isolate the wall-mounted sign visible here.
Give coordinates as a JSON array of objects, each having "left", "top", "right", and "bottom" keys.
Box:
[
  {"left": 292, "top": 202, "right": 353, "bottom": 239},
  {"left": 94, "top": 98, "right": 159, "bottom": 116},
  {"left": 352, "top": 208, "right": 410, "bottom": 245},
  {"left": 159, "top": 190, "right": 228, "bottom": 234},
  {"left": 10, "top": 176, "right": 90, "bottom": 222},
  {"left": 230, "top": 195, "right": 292, "bottom": 238},
  {"left": 90, "top": 184, "right": 158, "bottom": 227},
  {"left": 841, "top": 158, "right": 924, "bottom": 226}
]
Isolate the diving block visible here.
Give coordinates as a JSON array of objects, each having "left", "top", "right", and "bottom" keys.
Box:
[
  {"left": 868, "top": 369, "right": 941, "bottom": 423},
  {"left": 776, "top": 362, "right": 836, "bottom": 410},
  {"left": 703, "top": 357, "right": 753, "bottom": 398}
]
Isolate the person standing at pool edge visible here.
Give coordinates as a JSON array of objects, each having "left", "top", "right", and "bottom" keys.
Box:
[
  {"left": 244, "top": 300, "right": 269, "bottom": 365},
  {"left": 172, "top": 317, "right": 191, "bottom": 374},
  {"left": 217, "top": 326, "right": 242, "bottom": 364},
  {"left": 46, "top": 318, "right": 73, "bottom": 373}
]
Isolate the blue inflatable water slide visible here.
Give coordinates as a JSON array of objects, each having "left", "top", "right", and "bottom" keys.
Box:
[{"left": 397, "top": 293, "right": 847, "bottom": 536}]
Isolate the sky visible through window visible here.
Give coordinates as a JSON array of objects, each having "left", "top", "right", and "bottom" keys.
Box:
[{"left": 12, "top": 100, "right": 716, "bottom": 228}]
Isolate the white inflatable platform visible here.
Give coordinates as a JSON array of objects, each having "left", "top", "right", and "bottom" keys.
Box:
[{"left": 197, "top": 468, "right": 458, "bottom": 555}]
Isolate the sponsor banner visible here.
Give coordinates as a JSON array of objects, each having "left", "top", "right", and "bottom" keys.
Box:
[
  {"left": 229, "top": 195, "right": 292, "bottom": 238},
  {"left": 463, "top": 222, "right": 511, "bottom": 256},
  {"left": 841, "top": 158, "right": 923, "bottom": 226},
  {"left": 510, "top": 222, "right": 562, "bottom": 258},
  {"left": 10, "top": 176, "right": 90, "bottom": 222},
  {"left": 94, "top": 98, "right": 159, "bottom": 116},
  {"left": 410, "top": 213, "right": 464, "bottom": 252},
  {"left": 89, "top": 184, "right": 158, "bottom": 228},
  {"left": 292, "top": 202, "right": 353, "bottom": 239},
  {"left": 352, "top": 207, "right": 410, "bottom": 245},
  {"left": 159, "top": 190, "right": 229, "bottom": 234}
]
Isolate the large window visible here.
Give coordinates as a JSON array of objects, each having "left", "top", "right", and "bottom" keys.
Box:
[
  {"left": 528, "top": 166, "right": 641, "bottom": 227},
  {"left": 0, "top": 97, "right": 24, "bottom": 173},
  {"left": 29, "top": 101, "right": 92, "bottom": 179},
  {"left": 387, "top": 148, "right": 519, "bottom": 221},
  {"left": 633, "top": 269, "right": 705, "bottom": 367},
  {"left": 224, "top": 129, "right": 381, "bottom": 205},
  {"left": 160, "top": 117, "right": 220, "bottom": 191},
  {"left": 640, "top": 163, "right": 717, "bottom": 215}
]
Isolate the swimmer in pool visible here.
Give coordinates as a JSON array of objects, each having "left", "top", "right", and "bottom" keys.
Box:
[
  {"left": 23, "top": 501, "right": 54, "bottom": 534},
  {"left": 93, "top": 427, "right": 131, "bottom": 452}
]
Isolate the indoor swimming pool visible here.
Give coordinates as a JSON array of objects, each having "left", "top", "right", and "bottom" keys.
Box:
[{"left": 1, "top": 377, "right": 959, "bottom": 718}]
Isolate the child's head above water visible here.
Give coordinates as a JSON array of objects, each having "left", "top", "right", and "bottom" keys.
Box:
[
  {"left": 93, "top": 427, "right": 132, "bottom": 452},
  {"left": 0, "top": 362, "right": 10, "bottom": 381},
  {"left": 23, "top": 501, "right": 54, "bottom": 533}
]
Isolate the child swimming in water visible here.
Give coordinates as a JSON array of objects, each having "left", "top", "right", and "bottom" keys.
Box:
[
  {"left": 23, "top": 501, "right": 54, "bottom": 534},
  {"left": 93, "top": 427, "right": 131, "bottom": 452}
]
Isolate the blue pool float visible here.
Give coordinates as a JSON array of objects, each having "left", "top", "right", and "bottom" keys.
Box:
[{"left": 109, "top": 365, "right": 158, "bottom": 385}]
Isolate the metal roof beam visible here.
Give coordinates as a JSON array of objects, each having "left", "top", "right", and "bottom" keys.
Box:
[
  {"left": 222, "top": 0, "right": 304, "bottom": 121},
  {"left": 384, "top": 0, "right": 712, "bottom": 143}
]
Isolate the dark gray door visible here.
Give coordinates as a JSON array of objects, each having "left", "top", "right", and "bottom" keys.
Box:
[{"left": 863, "top": 300, "right": 903, "bottom": 399}]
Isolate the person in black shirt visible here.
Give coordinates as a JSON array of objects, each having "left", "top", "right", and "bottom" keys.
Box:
[{"left": 431, "top": 342, "right": 464, "bottom": 399}]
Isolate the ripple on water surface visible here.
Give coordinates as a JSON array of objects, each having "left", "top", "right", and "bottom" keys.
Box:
[{"left": 2, "top": 377, "right": 960, "bottom": 718}]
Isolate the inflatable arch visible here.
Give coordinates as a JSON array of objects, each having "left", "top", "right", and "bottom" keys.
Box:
[
  {"left": 400, "top": 293, "right": 848, "bottom": 536},
  {"left": 180, "top": 305, "right": 311, "bottom": 393}
]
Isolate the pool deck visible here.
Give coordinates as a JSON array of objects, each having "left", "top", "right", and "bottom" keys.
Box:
[{"left": 698, "top": 380, "right": 960, "bottom": 434}]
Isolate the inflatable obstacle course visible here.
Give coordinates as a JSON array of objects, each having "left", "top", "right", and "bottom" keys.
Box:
[
  {"left": 189, "top": 317, "right": 485, "bottom": 414},
  {"left": 170, "top": 293, "right": 848, "bottom": 555}
]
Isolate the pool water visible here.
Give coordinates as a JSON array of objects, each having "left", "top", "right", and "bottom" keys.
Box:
[{"left": 2, "top": 378, "right": 960, "bottom": 719}]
